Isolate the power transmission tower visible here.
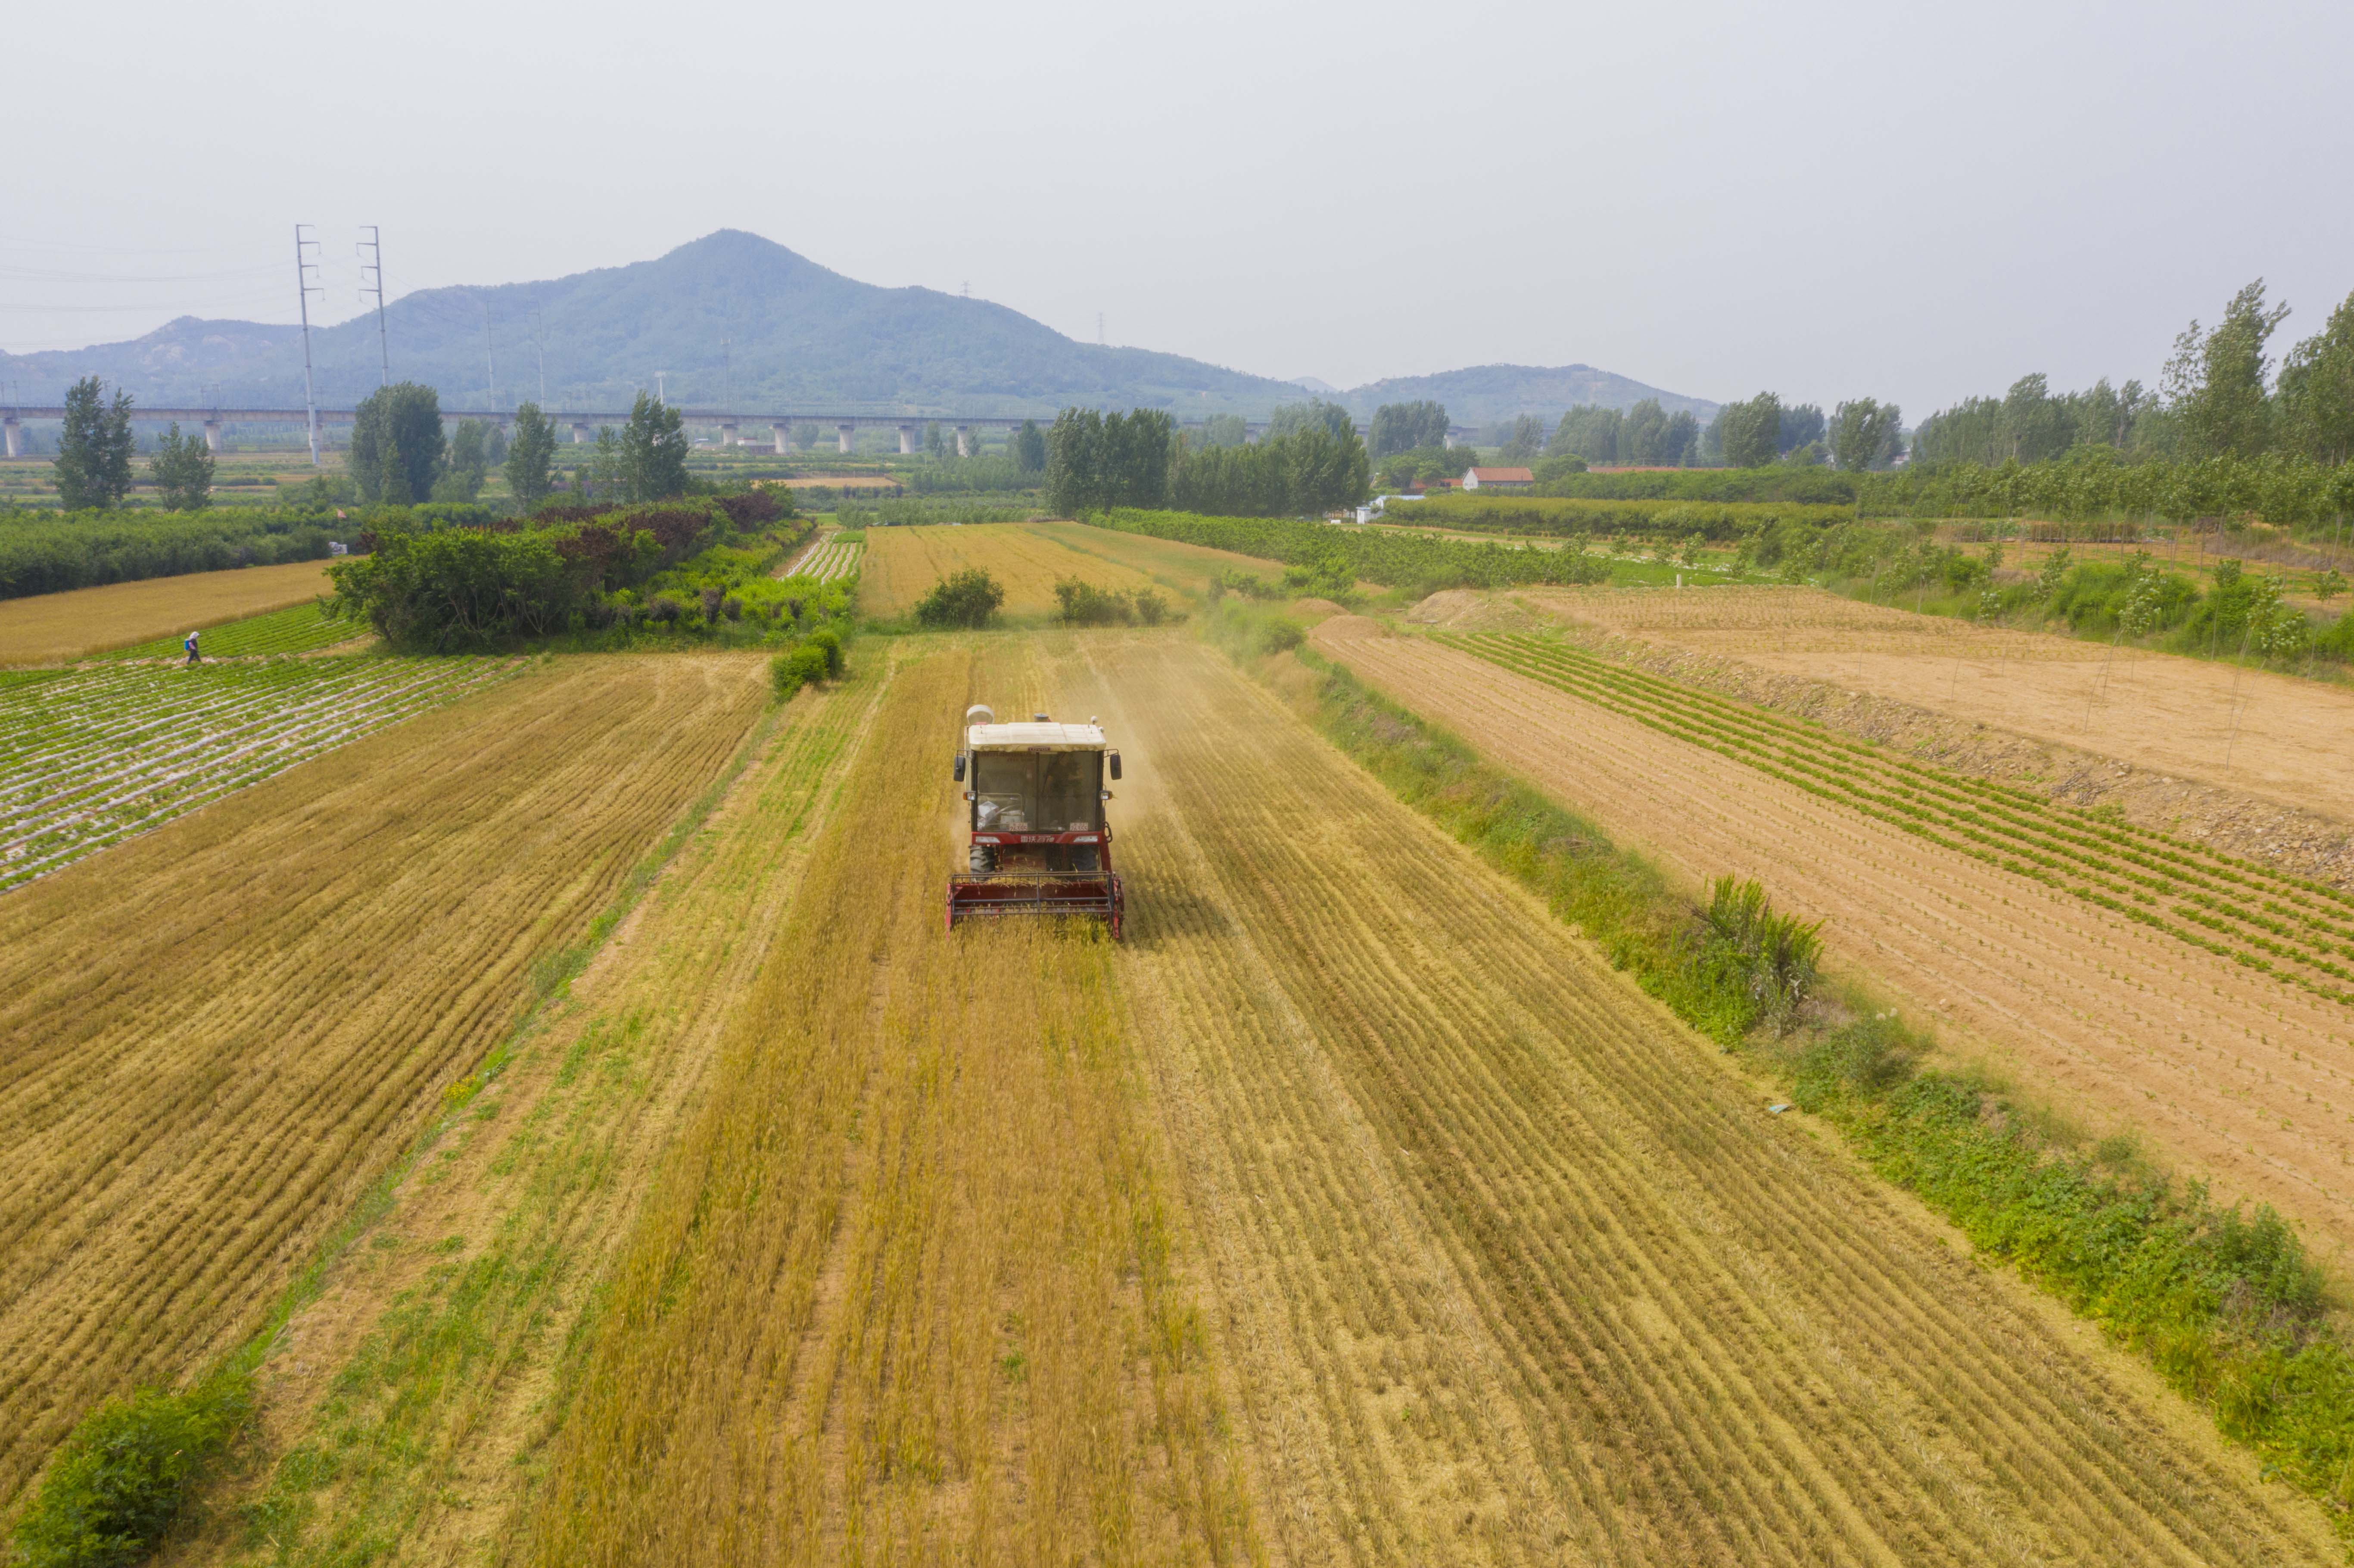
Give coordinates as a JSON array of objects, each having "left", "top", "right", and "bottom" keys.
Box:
[
  {"left": 532, "top": 309, "right": 546, "bottom": 406},
  {"left": 357, "top": 225, "right": 389, "bottom": 386},
  {"left": 293, "top": 224, "right": 323, "bottom": 466}
]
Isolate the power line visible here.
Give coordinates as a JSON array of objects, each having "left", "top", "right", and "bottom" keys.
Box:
[{"left": 293, "top": 224, "right": 323, "bottom": 467}]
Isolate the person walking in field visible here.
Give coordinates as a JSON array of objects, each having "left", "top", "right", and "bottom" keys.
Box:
[{"left": 184, "top": 629, "right": 200, "bottom": 666}]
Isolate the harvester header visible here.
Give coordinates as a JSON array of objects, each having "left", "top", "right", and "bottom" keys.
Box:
[{"left": 947, "top": 704, "right": 1126, "bottom": 936}]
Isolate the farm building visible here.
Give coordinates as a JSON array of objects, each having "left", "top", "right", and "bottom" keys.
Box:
[{"left": 1461, "top": 465, "right": 1534, "bottom": 491}]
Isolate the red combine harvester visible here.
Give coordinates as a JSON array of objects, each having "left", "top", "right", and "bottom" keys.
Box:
[{"left": 947, "top": 704, "right": 1125, "bottom": 938}]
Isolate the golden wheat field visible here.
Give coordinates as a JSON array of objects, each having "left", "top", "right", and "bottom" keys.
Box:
[
  {"left": 0, "top": 560, "right": 339, "bottom": 665},
  {"left": 5, "top": 578, "right": 2342, "bottom": 1564},
  {"left": 0, "top": 654, "right": 769, "bottom": 1508},
  {"left": 859, "top": 523, "right": 1164, "bottom": 617}
]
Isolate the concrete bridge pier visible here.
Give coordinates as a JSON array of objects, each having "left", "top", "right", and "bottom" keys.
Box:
[
  {"left": 572, "top": 422, "right": 592, "bottom": 444},
  {"left": 4, "top": 417, "right": 23, "bottom": 460},
  {"left": 837, "top": 423, "right": 856, "bottom": 454},
  {"left": 897, "top": 423, "right": 917, "bottom": 454},
  {"left": 772, "top": 421, "right": 789, "bottom": 455},
  {"left": 202, "top": 419, "right": 224, "bottom": 454},
  {"left": 955, "top": 424, "right": 972, "bottom": 457},
  {"left": 719, "top": 420, "right": 738, "bottom": 448}
]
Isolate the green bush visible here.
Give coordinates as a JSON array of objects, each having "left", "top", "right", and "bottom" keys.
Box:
[
  {"left": 806, "top": 627, "right": 843, "bottom": 675},
  {"left": 912, "top": 567, "right": 1005, "bottom": 628},
  {"left": 770, "top": 644, "right": 829, "bottom": 698},
  {"left": 12, "top": 1371, "right": 252, "bottom": 1567}
]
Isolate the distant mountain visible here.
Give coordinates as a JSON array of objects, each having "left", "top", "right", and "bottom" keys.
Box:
[
  {"left": 0, "top": 231, "right": 1311, "bottom": 418},
  {"left": 1337, "top": 363, "right": 1718, "bottom": 427},
  {"left": 0, "top": 232, "right": 1721, "bottom": 426}
]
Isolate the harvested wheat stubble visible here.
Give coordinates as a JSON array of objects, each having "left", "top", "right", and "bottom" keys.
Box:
[
  {"left": 1028, "top": 519, "right": 1286, "bottom": 596},
  {"left": 859, "top": 522, "right": 1159, "bottom": 617},
  {"left": 0, "top": 653, "right": 769, "bottom": 1512},
  {"left": 519, "top": 643, "right": 1254, "bottom": 1568},
  {"left": 0, "top": 654, "right": 511, "bottom": 892},
  {"left": 1314, "top": 619, "right": 2354, "bottom": 1276},
  {"left": 0, "top": 559, "right": 337, "bottom": 665},
  {"left": 156, "top": 663, "right": 893, "bottom": 1565},
  {"left": 1506, "top": 585, "right": 2354, "bottom": 824},
  {"left": 1061, "top": 632, "right": 2335, "bottom": 1566}
]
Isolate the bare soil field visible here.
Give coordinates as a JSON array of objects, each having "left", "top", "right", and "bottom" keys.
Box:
[
  {"left": 1485, "top": 585, "right": 2354, "bottom": 825},
  {"left": 0, "top": 654, "right": 768, "bottom": 1509},
  {"left": 859, "top": 522, "right": 1162, "bottom": 618},
  {"left": 160, "top": 663, "right": 892, "bottom": 1563},
  {"left": 1050, "top": 632, "right": 2332, "bottom": 1565},
  {"left": 0, "top": 559, "right": 336, "bottom": 665},
  {"left": 1316, "top": 618, "right": 2354, "bottom": 1274}
]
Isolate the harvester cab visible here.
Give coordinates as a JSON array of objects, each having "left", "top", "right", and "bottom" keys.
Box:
[{"left": 947, "top": 704, "right": 1125, "bottom": 938}]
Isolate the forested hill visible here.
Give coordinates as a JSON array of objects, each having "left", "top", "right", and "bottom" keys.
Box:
[
  {"left": 0, "top": 230, "right": 1719, "bottom": 421},
  {"left": 1341, "top": 364, "right": 1718, "bottom": 426},
  {"left": 0, "top": 231, "right": 1310, "bottom": 417}
]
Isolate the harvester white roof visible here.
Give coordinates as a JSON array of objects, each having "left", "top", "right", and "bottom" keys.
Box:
[{"left": 967, "top": 721, "right": 1108, "bottom": 752}]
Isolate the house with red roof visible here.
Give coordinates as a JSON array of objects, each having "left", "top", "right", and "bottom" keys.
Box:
[{"left": 1461, "top": 466, "right": 1534, "bottom": 492}]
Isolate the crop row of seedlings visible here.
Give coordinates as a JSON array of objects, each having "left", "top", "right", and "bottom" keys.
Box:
[
  {"left": 785, "top": 537, "right": 862, "bottom": 583},
  {"left": 1438, "top": 630, "right": 2354, "bottom": 1007},
  {"left": 98, "top": 601, "right": 363, "bottom": 661},
  {"left": 0, "top": 656, "right": 513, "bottom": 891}
]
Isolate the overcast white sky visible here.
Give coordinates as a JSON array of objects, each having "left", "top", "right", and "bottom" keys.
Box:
[{"left": 4, "top": 0, "right": 2348, "bottom": 416}]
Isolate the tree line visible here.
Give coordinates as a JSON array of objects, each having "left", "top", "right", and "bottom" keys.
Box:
[{"left": 1044, "top": 406, "right": 1372, "bottom": 517}]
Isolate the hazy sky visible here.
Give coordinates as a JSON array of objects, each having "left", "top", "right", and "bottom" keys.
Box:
[{"left": 6, "top": 0, "right": 2348, "bottom": 417}]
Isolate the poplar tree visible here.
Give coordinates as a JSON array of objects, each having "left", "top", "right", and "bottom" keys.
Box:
[
  {"left": 504, "top": 402, "right": 559, "bottom": 506},
  {"left": 54, "top": 376, "right": 136, "bottom": 510},
  {"left": 147, "top": 422, "right": 215, "bottom": 510}
]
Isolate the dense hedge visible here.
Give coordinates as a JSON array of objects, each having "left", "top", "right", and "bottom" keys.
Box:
[
  {"left": 328, "top": 490, "right": 794, "bottom": 652},
  {"left": 1405, "top": 492, "right": 1852, "bottom": 540},
  {"left": 1535, "top": 467, "right": 1862, "bottom": 505},
  {"left": 0, "top": 507, "right": 351, "bottom": 600},
  {"left": 1087, "top": 508, "right": 1609, "bottom": 595},
  {"left": 1855, "top": 451, "right": 2354, "bottom": 529}
]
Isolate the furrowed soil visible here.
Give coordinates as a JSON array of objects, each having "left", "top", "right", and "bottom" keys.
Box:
[
  {"left": 0, "top": 560, "right": 338, "bottom": 665},
  {"left": 1314, "top": 617, "right": 2354, "bottom": 1275},
  {"left": 859, "top": 522, "right": 1161, "bottom": 617},
  {"left": 1059, "top": 632, "right": 2334, "bottom": 1565},
  {"left": 1492, "top": 585, "right": 2354, "bottom": 825},
  {"left": 0, "top": 654, "right": 768, "bottom": 1511},
  {"left": 161, "top": 663, "right": 891, "bottom": 1565},
  {"left": 514, "top": 640, "right": 1255, "bottom": 1566}
]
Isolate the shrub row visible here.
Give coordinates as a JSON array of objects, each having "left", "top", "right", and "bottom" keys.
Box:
[
  {"left": 1085, "top": 508, "right": 1611, "bottom": 597},
  {"left": 1404, "top": 492, "right": 1853, "bottom": 540},
  {"left": 0, "top": 507, "right": 355, "bottom": 600}
]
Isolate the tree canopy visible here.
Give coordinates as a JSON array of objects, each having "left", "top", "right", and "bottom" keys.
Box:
[
  {"left": 54, "top": 376, "right": 136, "bottom": 511},
  {"left": 351, "top": 383, "right": 448, "bottom": 505},
  {"left": 1368, "top": 400, "right": 1450, "bottom": 458},
  {"left": 146, "top": 422, "right": 214, "bottom": 511}
]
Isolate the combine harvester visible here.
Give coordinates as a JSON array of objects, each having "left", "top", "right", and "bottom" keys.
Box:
[{"left": 948, "top": 704, "right": 1125, "bottom": 937}]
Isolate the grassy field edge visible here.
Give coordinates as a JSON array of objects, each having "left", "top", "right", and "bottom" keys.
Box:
[{"left": 1210, "top": 604, "right": 2354, "bottom": 1542}]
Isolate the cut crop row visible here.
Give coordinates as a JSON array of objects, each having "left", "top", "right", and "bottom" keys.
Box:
[{"left": 1440, "top": 631, "right": 2354, "bottom": 1007}]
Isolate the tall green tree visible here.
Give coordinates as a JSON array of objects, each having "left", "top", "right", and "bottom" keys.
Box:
[
  {"left": 2276, "top": 290, "right": 2354, "bottom": 467},
  {"left": 1495, "top": 414, "right": 1547, "bottom": 464},
  {"left": 54, "top": 376, "right": 136, "bottom": 510},
  {"left": 1267, "top": 398, "right": 1354, "bottom": 443},
  {"left": 1013, "top": 419, "right": 1047, "bottom": 473},
  {"left": 1715, "top": 392, "right": 1783, "bottom": 469},
  {"left": 439, "top": 419, "right": 493, "bottom": 502},
  {"left": 1778, "top": 404, "right": 1826, "bottom": 454},
  {"left": 1828, "top": 399, "right": 1905, "bottom": 471},
  {"left": 1369, "top": 400, "right": 1449, "bottom": 458},
  {"left": 2164, "top": 279, "right": 2289, "bottom": 459},
  {"left": 146, "top": 422, "right": 215, "bottom": 511},
  {"left": 1551, "top": 405, "right": 1622, "bottom": 464},
  {"left": 620, "top": 392, "right": 690, "bottom": 501},
  {"left": 1045, "top": 408, "right": 1177, "bottom": 513},
  {"left": 1194, "top": 413, "right": 1249, "bottom": 449},
  {"left": 504, "top": 403, "right": 559, "bottom": 507},
  {"left": 351, "top": 382, "right": 447, "bottom": 504}
]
